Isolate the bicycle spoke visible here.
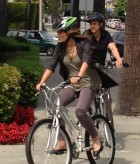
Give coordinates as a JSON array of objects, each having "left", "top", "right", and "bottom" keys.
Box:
[
  {"left": 26, "top": 119, "right": 72, "bottom": 164},
  {"left": 85, "top": 115, "right": 115, "bottom": 164}
]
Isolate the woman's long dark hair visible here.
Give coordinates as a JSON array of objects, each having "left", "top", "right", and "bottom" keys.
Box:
[{"left": 66, "top": 28, "right": 90, "bottom": 40}]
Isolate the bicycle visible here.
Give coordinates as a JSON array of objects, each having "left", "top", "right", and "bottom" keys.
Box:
[
  {"left": 25, "top": 80, "right": 115, "bottom": 164},
  {"left": 90, "top": 61, "right": 129, "bottom": 131}
]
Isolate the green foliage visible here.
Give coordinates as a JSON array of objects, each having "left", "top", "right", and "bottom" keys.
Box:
[
  {"left": 5, "top": 44, "right": 42, "bottom": 108},
  {"left": 7, "top": 2, "right": 26, "bottom": 29},
  {"left": 0, "top": 64, "right": 22, "bottom": 123},
  {"left": 0, "top": 36, "right": 29, "bottom": 52},
  {"left": 30, "top": 3, "right": 39, "bottom": 29},
  {"left": 18, "top": 69, "right": 40, "bottom": 107},
  {"left": 44, "top": 0, "right": 68, "bottom": 17},
  {"left": 113, "top": 0, "right": 128, "bottom": 21},
  {"left": 7, "top": 2, "right": 39, "bottom": 30},
  {"left": 0, "top": 37, "right": 43, "bottom": 122}
]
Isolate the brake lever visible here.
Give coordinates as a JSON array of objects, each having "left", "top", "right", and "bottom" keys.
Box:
[{"left": 122, "top": 63, "right": 129, "bottom": 67}]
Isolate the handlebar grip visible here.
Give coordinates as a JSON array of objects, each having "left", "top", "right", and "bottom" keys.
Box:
[
  {"left": 65, "top": 79, "right": 71, "bottom": 85},
  {"left": 35, "top": 92, "right": 40, "bottom": 96},
  {"left": 122, "top": 63, "right": 129, "bottom": 67},
  {"left": 40, "top": 83, "right": 46, "bottom": 90}
]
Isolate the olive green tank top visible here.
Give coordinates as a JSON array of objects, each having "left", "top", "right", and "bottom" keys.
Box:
[{"left": 63, "top": 53, "right": 101, "bottom": 92}]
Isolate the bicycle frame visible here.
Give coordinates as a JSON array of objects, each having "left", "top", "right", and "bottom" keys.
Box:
[
  {"left": 40, "top": 83, "right": 92, "bottom": 153},
  {"left": 95, "top": 88, "right": 111, "bottom": 116},
  {"left": 26, "top": 82, "right": 115, "bottom": 164}
]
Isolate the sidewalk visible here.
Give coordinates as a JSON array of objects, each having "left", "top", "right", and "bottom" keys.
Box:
[{"left": 0, "top": 106, "right": 140, "bottom": 164}]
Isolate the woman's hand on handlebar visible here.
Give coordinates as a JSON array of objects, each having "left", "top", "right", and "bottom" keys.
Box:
[
  {"left": 36, "top": 83, "right": 43, "bottom": 91},
  {"left": 70, "top": 76, "right": 81, "bottom": 84}
]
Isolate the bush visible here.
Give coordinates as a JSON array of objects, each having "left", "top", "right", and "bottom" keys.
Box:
[
  {"left": 6, "top": 44, "right": 42, "bottom": 107},
  {"left": 7, "top": 2, "right": 39, "bottom": 30},
  {"left": 0, "top": 36, "right": 30, "bottom": 52},
  {"left": 19, "top": 69, "right": 41, "bottom": 107},
  {"left": 0, "top": 64, "right": 22, "bottom": 123},
  {"left": 0, "top": 37, "right": 42, "bottom": 121}
]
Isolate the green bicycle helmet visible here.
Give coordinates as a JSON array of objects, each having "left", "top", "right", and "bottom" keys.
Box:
[
  {"left": 54, "top": 17, "right": 78, "bottom": 32},
  {"left": 86, "top": 12, "right": 104, "bottom": 23}
]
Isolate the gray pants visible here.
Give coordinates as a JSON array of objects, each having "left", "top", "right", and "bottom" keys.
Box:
[{"left": 56, "top": 87, "right": 98, "bottom": 139}]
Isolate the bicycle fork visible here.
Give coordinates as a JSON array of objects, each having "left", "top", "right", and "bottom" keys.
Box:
[
  {"left": 52, "top": 115, "right": 60, "bottom": 148},
  {"left": 46, "top": 116, "right": 60, "bottom": 151}
]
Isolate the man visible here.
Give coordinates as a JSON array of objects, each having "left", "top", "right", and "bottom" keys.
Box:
[{"left": 84, "top": 12, "right": 122, "bottom": 67}]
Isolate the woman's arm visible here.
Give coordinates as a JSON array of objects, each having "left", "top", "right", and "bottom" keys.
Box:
[
  {"left": 36, "top": 69, "right": 53, "bottom": 91},
  {"left": 71, "top": 39, "right": 93, "bottom": 84},
  {"left": 36, "top": 43, "right": 62, "bottom": 91},
  {"left": 70, "top": 62, "right": 89, "bottom": 84},
  {"left": 108, "top": 42, "right": 122, "bottom": 68},
  {"left": 77, "top": 62, "right": 89, "bottom": 78}
]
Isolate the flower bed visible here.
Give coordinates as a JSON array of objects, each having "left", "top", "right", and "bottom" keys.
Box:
[{"left": 0, "top": 106, "right": 34, "bottom": 144}]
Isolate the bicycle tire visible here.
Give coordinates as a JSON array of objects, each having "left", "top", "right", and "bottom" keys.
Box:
[
  {"left": 85, "top": 114, "right": 115, "bottom": 164},
  {"left": 25, "top": 119, "right": 72, "bottom": 164}
]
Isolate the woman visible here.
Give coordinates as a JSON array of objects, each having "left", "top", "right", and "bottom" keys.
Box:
[
  {"left": 83, "top": 12, "right": 122, "bottom": 67},
  {"left": 36, "top": 17, "right": 103, "bottom": 157}
]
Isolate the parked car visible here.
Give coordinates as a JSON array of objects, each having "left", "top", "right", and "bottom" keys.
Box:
[
  {"left": 108, "top": 31, "right": 124, "bottom": 61},
  {"left": 114, "top": 21, "right": 122, "bottom": 30},
  {"left": 20, "top": 30, "right": 58, "bottom": 56},
  {"left": 106, "top": 19, "right": 121, "bottom": 28},
  {"left": 115, "top": 22, "right": 125, "bottom": 31},
  {"left": 119, "top": 23, "right": 125, "bottom": 31},
  {"left": 7, "top": 30, "right": 58, "bottom": 56},
  {"left": 7, "top": 30, "right": 19, "bottom": 37},
  {"left": 106, "top": 19, "right": 112, "bottom": 27},
  {"left": 16, "top": 30, "right": 27, "bottom": 38}
]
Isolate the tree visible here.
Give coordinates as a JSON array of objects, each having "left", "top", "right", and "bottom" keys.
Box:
[
  {"left": 114, "top": 0, "right": 140, "bottom": 116},
  {"left": 25, "top": 0, "right": 31, "bottom": 30},
  {"left": 113, "top": 0, "right": 128, "bottom": 21},
  {"left": 0, "top": 0, "right": 7, "bottom": 36},
  {"left": 44, "top": 0, "right": 64, "bottom": 18}
]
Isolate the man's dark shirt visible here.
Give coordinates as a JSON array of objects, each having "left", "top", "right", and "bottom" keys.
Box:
[{"left": 84, "top": 29, "right": 113, "bottom": 65}]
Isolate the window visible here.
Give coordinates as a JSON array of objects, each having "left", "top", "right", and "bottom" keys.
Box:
[{"left": 29, "top": 32, "right": 42, "bottom": 40}]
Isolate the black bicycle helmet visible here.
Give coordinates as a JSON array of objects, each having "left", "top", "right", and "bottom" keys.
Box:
[
  {"left": 86, "top": 12, "right": 104, "bottom": 23},
  {"left": 53, "top": 17, "right": 78, "bottom": 32}
]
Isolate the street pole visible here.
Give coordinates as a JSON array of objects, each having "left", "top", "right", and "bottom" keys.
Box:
[
  {"left": 84, "top": 0, "right": 87, "bottom": 30},
  {"left": 39, "top": 0, "right": 42, "bottom": 30},
  {"left": 26, "top": 0, "right": 31, "bottom": 30},
  {"left": 70, "top": 0, "right": 80, "bottom": 27}
]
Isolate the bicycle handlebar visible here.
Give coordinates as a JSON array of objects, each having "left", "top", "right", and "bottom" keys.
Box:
[
  {"left": 98, "top": 61, "right": 129, "bottom": 69},
  {"left": 35, "top": 61, "right": 129, "bottom": 96},
  {"left": 63, "top": 79, "right": 71, "bottom": 85},
  {"left": 39, "top": 80, "right": 71, "bottom": 92}
]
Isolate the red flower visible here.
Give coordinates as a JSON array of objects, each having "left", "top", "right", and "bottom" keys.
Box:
[{"left": 0, "top": 106, "right": 34, "bottom": 144}]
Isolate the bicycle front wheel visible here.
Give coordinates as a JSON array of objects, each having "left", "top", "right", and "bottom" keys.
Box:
[
  {"left": 26, "top": 119, "right": 72, "bottom": 164},
  {"left": 85, "top": 114, "right": 115, "bottom": 164}
]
